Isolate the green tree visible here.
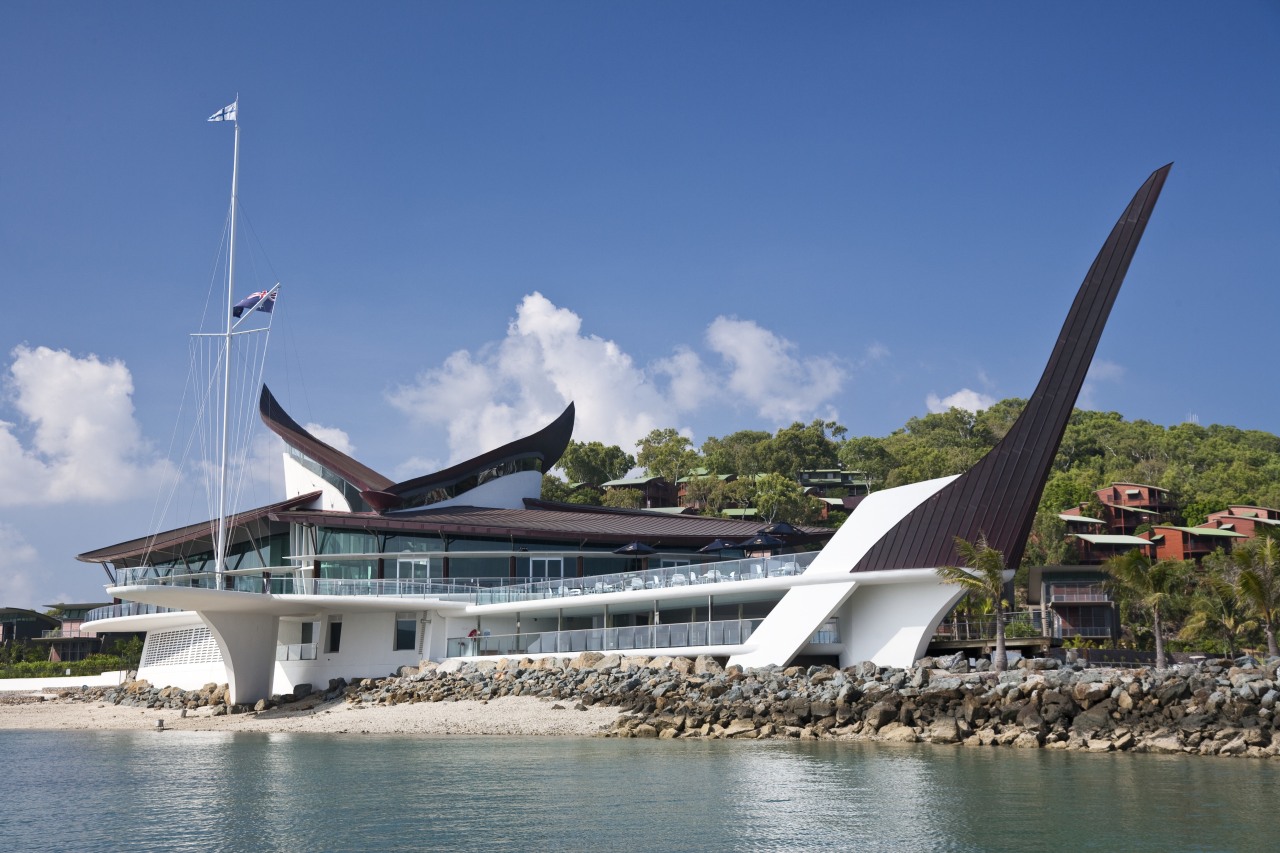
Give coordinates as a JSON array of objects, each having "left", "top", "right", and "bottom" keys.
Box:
[
  {"left": 759, "top": 419, "right": 844, "bottom": 480},
  {"left": 1180, "top": 572, "right": 1256, "bottom": 658},
  {"left": 937, "top": 535, "right": 1012, "bottom": 672},
  {"left": 1231, "top": 536, "right": 1280, "bottom": 658},
  {"left": 636, "top": 428, "right": 699, "bottom": 485},
  {"left": 601, "top": 488, "right": 644, "bottom": 510},
  {"left": 540, "top": 474, "right": 573, "bottom": 503},
  {"left": 701, "top": 430, "right": 770, "bottom": 477},
  {"left": 1104, "top": 550, "right": 1192, "bottom": 668},
  {"left": 753, "top": 472, "right": 813, "bottom": 524},
  {"left": 681, "top": 473, "right": 722, "bottom": 513},
  {"left": 712, "top": 478, "right": 757, "bottom": 516},
  {"left": 838, "top": 435, "right": 893, "bottom": 486},
  {"left": 558, "top": 440, "right": 635, "bottom": 486}
]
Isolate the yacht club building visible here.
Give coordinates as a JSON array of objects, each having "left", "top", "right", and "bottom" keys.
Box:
[{"left": 80, "top": 165, "right": 1173, "bottom": 705}]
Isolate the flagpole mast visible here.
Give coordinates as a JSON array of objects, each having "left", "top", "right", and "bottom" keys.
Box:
[{"left": 215, "top": 99, "right": 240, "bottom": 587}]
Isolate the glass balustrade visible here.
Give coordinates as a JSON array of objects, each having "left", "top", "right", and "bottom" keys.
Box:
[
  {"left": 446, "top": 618, "right": 768, "bottom": 658},
  {"left": 103, "top": 551, "right": 821, "bottom": 604}
]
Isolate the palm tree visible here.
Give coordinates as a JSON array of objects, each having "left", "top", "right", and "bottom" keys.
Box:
[
  {"left": 1180, "top": 573, "right": 1257, "bottom": 658},
  {"left": 1104, "top": 549, "right": 1191, "bottom": 669},
  {"left": 1232, "top": 536, "right": 1280, "bottom": 659},
  {"left": 937, "top": 535, "right": 1011, "bottom": 672}
]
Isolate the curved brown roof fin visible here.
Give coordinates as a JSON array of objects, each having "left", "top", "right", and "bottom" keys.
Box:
[
  {"left": 258, "top": 385, "right": 395, "bottom": 493},
  {"left": 852, "top": 164, "right": 1172, "bottom": 574}
]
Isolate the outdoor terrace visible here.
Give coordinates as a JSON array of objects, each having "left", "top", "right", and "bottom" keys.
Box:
[{"left": 96, "top": 551, "right": 820, "bottom": 612}]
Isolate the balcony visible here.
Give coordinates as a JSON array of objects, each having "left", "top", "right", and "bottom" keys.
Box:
[
  {"left": 474, "top": 553, "right": 818, "bottom": 605},
  {"left": 447, "top": 618, "right": 766, "bottom": 658},
  {"left": 1047, "top": 582, "right": 1111, "bottom": 604},
  {"left": 85, "top": 602, "right": 182, "bottom": 622},
  {"left": 104, "top": 552, "right": 820, "bottom": 606}
]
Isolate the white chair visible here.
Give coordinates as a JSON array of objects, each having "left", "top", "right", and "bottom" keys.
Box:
[
  {"left": 629, "top": 577, "right": 645, "bottom": 591},
  {"left": 671, "top": 573, "right": 688, "bottom": 586}
]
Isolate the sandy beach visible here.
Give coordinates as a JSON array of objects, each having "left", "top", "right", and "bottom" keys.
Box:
[{"left": 0, "top": 693, "right": 621, "bottom": 737}]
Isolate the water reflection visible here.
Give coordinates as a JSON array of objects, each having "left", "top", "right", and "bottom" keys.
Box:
[{"left": 1, "top": 731, "right": 1276, "bottom": 852}]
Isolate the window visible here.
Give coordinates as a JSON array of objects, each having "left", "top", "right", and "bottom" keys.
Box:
[
  {"left": 527, "top": 557, "right": 563, "bottom": 580},
  {"left": 326, "top": 616, "right": 342, "bottom": 653},
  {"left": 660, "top": 559, "right": 691, "bottom": 568},
  {"left": 394, "top": 612, "right": 417, "bottom": 651},
  {"left": 301, "top": 622, "right": 314, "bottom": 644}
]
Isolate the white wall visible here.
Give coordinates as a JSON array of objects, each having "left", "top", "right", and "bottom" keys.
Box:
[{"left": 273, "top": 610, "right": 427, "bottom": 692}]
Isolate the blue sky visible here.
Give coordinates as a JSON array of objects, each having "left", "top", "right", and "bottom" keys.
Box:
[{"left": 1, "top": 2, "right": 1277, "bottom": 608}]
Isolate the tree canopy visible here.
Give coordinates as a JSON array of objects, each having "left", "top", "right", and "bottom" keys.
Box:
[{"left": 558, "top": 440, "right": 635, "bottom": 486}]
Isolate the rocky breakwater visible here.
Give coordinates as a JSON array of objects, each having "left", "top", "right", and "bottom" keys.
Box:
[
  {"left": 76, "top": 678, "right": 352, "bottom": 715},
  {"left": 349, "top": 652, "right": 1280, "bottom": 757}
]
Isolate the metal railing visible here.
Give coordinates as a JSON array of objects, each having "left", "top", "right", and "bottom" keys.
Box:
[
  {"left": 447, "top": 618, "right": 767, "bottom": 658},
  {"left": 933, "top": 613, "right": 1042, "bottom": 641},
  {"left": 38, "top": 629, "right": 98, "bottom": 639},
  {"left": 474, "top": 552, "right": 819, "bottom": 605},
  {"left": 85, "top": 602, "right": 181, "bottom": 622},
  {"left": 275, "top": 642, "right": 318, "bottom": 661},
  {"left": 1047, "top": 583, "right": 1110, "bottom": 603},
  {"left": 104, "top": 551, "right": 820, "bottom": 606}
]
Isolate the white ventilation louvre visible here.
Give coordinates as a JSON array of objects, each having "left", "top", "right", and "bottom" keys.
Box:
[{"left": 141, "top": 627, "right": 223, "bottom": 668}]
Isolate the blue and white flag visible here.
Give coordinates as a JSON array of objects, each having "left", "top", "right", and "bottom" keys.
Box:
[
  {"left": 208, "top": 101, "right": 237, "bottom": 123},
  {"left": 232, "top": 290, "right": 275, "bottom": 318}
]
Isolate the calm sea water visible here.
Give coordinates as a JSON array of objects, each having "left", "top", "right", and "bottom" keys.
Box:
[{"left": 2, "top": 730, "right": 1275, "bottom": 852}]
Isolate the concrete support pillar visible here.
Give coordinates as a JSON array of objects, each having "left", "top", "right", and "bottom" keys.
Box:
[
  {"left": 200, "top": 611, "right": 280, "bottom": 705},
  {"left": 839, "top": 580, "right": 966, "bottom": 669}
]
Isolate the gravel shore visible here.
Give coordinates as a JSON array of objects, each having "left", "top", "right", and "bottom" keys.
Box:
[{"left": 0, "top": 693, "right": 620, "bottom": 737}]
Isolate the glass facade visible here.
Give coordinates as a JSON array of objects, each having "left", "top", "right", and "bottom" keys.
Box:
[
  {"left": 394, "top": 456, "right": 544, "bottom": 510},
  {"left": 287, "top": 446, "right": 373, "bottom": 512}
]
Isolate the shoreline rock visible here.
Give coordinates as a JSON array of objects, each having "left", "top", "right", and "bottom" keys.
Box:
[{"left": 27, "top": 652, "right": 1280, "bottom": 758}]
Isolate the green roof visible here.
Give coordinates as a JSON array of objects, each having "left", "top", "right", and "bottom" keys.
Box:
[
  {"left": 677, "top": 471, "right": 733, "bottom": 483},
  {"left": 1105, "top": 503, "right": 1158, "bottom": 515},
  {"left": 721, "top": 507, "right": 758, "bottom": 518},
  {"left": 602, "top": 476, "right": 661, "bottom": 487},
  {"left": 1166, "top": 526, "right": 1245, "bottom": 538},
  {"left": 1073, "top": 533, "right": 1153, "bottom": 546},
  {"left": 1060, "top": 513, "right": 1106, "bottom": 525}
]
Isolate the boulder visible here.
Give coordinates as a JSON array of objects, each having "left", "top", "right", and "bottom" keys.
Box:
[
  {"left": 693, "top": 655, "right": 723, "bottom": 675},
  {"left": 927, "top": 718, "right": 961, "bottom": 744},
  {"left": 865, "top": 700, "right": 899, "bottom": 731},
  {"left": 568, "top": 652, "right": 605, "bottom": 670},
  {"left": 878, "top": 722, "right": 919, "bottom": 743}
]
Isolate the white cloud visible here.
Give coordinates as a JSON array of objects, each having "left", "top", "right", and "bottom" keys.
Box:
[
  {"left": 0, "top": 524, "right": 40, "bottom": 609},
  {"left": 303, "top": 423, "right": 354, "bottom": 455},
  {"left": 392, "top": 455, "right": 442, "bottom": 481},
  {"left": 926, "top": 388, "right": 997, "bottom": 414},
  {"left": 704, "top": 316, "right": 845, "bottom": 424},
  {"left": 389, "top": 293, "right": 846, "bottom": 462},
  {"left": 1078, "top": 359, "right": 1125, "bottom": 410},
  {"left": 861, "top": 342, "right": 890, "bottom": 366},
  {"left": 0, "top": 346, "right": 171, "bottom": 506}
]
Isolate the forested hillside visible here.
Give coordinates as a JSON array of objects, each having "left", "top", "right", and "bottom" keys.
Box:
[{"left": 545, "top": 400, "right": 1280, "bottom": 565}]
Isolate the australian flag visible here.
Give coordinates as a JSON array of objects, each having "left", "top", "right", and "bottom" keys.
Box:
[{"left": 232, "top": 290, "right": 276, "bottom": 318}]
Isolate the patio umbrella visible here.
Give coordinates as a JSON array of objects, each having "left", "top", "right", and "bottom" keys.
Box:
[
  {"left": 697, "top": 538, "right": 736, "bottom": 553},
  {"left": 612, "top": 541, "right": 657, "bottom": 555},
  {"left": 734, "top": 532, "right": 785, "bottom": 550},
  {"left": 759, "top": 521, "right": 802, "bottom": 538}
]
